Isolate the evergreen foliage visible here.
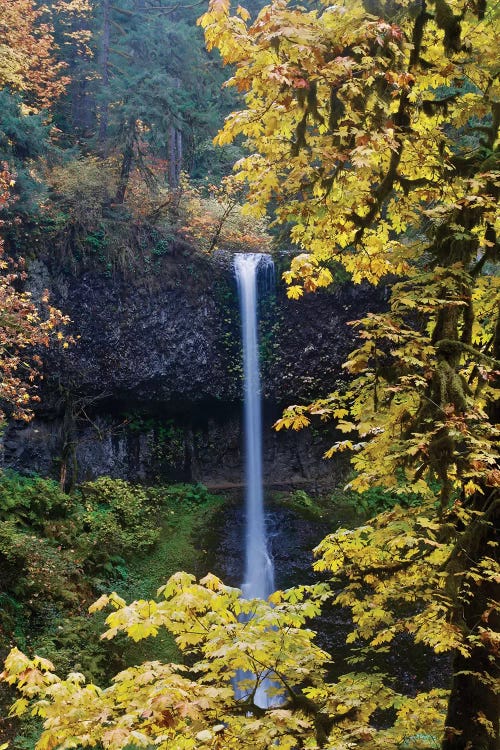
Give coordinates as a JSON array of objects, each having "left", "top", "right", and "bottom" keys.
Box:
[{"left": 0, "top": 92, "right": 50, "bottom": 215}]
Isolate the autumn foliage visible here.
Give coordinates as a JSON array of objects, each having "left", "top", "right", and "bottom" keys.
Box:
[
  {"left": 1, "top": 573, "right": 450, "bottom": 750},
  {"left": 200, "top": 0, "right": 500, "bottom": 746},
  {"left": 0, "top": 167, "right": 69, "bottom": 423},
  {"left": 0, "top": 0, "right": 71, "bottom": 422},
  {"left": 0, "top": 0, "right": 71, "bottom": 110},
  {"left": 179, "top": 176, "right": 271, "bottom": 254},
  {"left": 1, "top": 0, "right": 499, "bottom": 748}
]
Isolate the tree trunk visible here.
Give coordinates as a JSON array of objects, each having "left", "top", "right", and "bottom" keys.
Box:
[
  {"left": 176, "top": 128, "right": 182, "bottom": 183},
  {"left": 443, "top": 523, "right": 500, "bottom": 750},
  {"left": 98, "top": 0, "right": 111, "bottom": 148},
  {"left": 115, "top": 121, "right": 135, "bottom": 204},
  {"left": 441, "top": 298, "right": 500, "bottom": 750},
  {"left": 59, "top": 397, "right": 77, "bottom": 493},
  {"left": 167, "top": 76, "right": 183, "bottom": 189},
  {"left": 71, "top": 76, "right": 95, "bottom": 135},
  {"left": 443, "top": 644, "right": 500, "bottom": 750},
  {"left": 168, "top": 125, "right": 182, "bottom": 189}
]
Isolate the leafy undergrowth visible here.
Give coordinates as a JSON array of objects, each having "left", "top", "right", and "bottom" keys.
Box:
[
  {"left": 0, "top": 473, "right": 224, "bottom": 749},
  {"left": 111, "top": 485, "right": 225, "bottom": 668},
  {"left": 273, "top": 481, "right": 423, "bottom": 525}
]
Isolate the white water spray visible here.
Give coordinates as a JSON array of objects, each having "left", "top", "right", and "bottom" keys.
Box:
[{"left": 234, "top": 252, "right": 275, "bottom": 707}]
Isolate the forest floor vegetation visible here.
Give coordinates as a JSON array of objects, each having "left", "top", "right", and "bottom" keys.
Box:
[{"left": 0, "top": 474, "right": 224, "bottom": 749}]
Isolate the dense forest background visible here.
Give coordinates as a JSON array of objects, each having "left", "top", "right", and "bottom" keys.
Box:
[{"left": 1, "top": 0, "right": 273, "bottom": 275}]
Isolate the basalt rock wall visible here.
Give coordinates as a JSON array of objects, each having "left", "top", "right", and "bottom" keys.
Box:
[{"left": 1, "top": 253, "right": 385, "bottom": 488}]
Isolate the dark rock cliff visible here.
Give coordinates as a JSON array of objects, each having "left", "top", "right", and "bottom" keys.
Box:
[{"left": 1, "top": 253, "right": 385, "bottom": 488}]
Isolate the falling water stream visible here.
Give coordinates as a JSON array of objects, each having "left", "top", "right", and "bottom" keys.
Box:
[
  {"left": 234, "top": 252, "right": 275, "bottom": 708},
  {"left": 235, "top": 253, "right": 275, "bottom": 600},
  {"left": 229, "top": 253, "right": 448, "bottom": 713}
]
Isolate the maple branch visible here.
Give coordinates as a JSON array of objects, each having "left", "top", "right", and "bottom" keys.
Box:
[
  {"left": 396, "top": 175, "right": 439, "bottom": 194},
  {"left": 348, "top": 6, "right": 444, "bottom": 241},
  {"left": 265, "top": 667, "right": 335, "bottom": 747},
  {"left": 351, "top": 130, "right": 404, "bottom": 243},
  {"left": 471, "top": 236, "right": 499, "bottom": 277},
  {"left": 433, "top": 0, "right": 463, "bottom": 54},
  {"left": 409, "top": 2, "right": 432, "bottom": 67},
  {"left": 442, "top": 497, "right": 500, "bottom": 596},
  {"left": 435, "top": 339, "right": 500, "bottom": 368},
  {"left": 346, "top": 552, "right": 430, "bottom": 579},
  {"left": 421, "top": 94, "right": 460, "bottom": 116}
]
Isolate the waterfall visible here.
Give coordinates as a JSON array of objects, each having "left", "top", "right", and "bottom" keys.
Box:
[
  {"left": 235, "top": 252, "right": 275, "bottom": 600},
  {"left": 234, "top": 252, "right": 275, "bottom": 708}
]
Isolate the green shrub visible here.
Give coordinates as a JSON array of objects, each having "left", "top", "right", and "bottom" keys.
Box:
[
  {"left": 32, "top": 614, "right": 110, "bottom": 682},
  {"left": 0, "top": 520, "right": 83, "bottom": 608},
  {"left": 159, "top": 482, "right": 214, "bottom": 506},
  {"left": 289, "top": 489, "right": 315, "bottom": 509},
  {"left": 0, "top": 472, "right": 73, "bottom": 528},
  {"left": 79, "top": 478, "right": 160, "bottom": 561},
  {"left": 341, "top": 483, "right": 425, "bottom": 517},
  {"left": 0, "top": 474, "right": 226, "bottom": 750},
  {"left": 0, "top": 474, "right": 162, "bottom": 654},
  {"left": 0, "top": 474, "right": 221, "bottom": 664}
]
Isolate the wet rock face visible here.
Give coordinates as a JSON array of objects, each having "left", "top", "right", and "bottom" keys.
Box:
[
  {"left": 2, "top": 408, "right": 349, "bottom": 489},
  {"left": 39, "top": 267, "right": 235, "bottom": 406},
  {"left": 1, "top": 256, "right": 384, "bottom": 484},
  {"left": 30, "top": 255, "right": 385, "bottom": 408},
  {"left": 203, "top": 499, "right": 328, "bottom": 589},
  {"left": 266, "top": 282, "right": 387, "bottom": 402}
]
